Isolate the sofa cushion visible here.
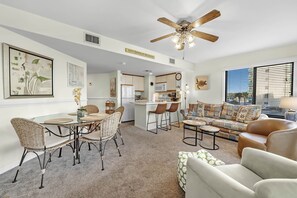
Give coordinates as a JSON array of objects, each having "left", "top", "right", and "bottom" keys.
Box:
[
  {"left": 198, "top": 101, "right": 222, "bottom": 118},
  {"left": 212, "top": 119, "right": 247, "bottom": 132},
  {"left": 192, "top": 117, "right": 216, "bottom": 125},
  {"left": 220, "top": 102, "right": 240, "bottom": 120},
  {"left": 216, "top": 164, "right": 263, "bottom": 190}
]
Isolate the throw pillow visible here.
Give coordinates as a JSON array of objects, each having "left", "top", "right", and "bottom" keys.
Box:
[
  {"left": 244, "top": 105, "right": 261, "bottom": 122},
  {"left": 177, "top": 150, "right": 225, "bottom": 191},
  {"left": 221, "top": 102, "right": 240, "bottom": 120},
  {"left": 236, "top": 106, "right": 250, "bottom": 123},
  {"left": 196, "top": 102, "right": 204, "bottom": 117},
  {"left": 187, "top": 104, "right": 198, "bottom": 116},
  {"left": 201, "top": 102, "right": 222, "bottom": 118}
]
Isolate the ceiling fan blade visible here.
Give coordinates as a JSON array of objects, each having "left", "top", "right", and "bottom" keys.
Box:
[
  {"left": 191, "top": 30, "right": 219, "bottom": 42},
  {"left": 150, "top": 33, "right": 176, "bottom": 43},
  {"left": 157, "top": 17, "right": 181, "bottom": 29},
  {"left": 188, "top": 9, "right": 221, "bottom": 29}
]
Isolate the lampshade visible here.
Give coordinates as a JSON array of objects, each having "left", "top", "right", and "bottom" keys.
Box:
[{"left": 279, "top": 97, "right": 297, "bottom": 110}]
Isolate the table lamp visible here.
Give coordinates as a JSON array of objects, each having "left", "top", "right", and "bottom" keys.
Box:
[{"left": 279, "top": 96, "right": 297, "bottom": 121}]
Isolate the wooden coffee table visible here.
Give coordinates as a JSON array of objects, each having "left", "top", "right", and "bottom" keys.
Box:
[
  {"left": 199, "top": 125, "right": 220, "bottom": 150},
  {"left": 182, "top": 120, "right": 206, "bottom": 146}
]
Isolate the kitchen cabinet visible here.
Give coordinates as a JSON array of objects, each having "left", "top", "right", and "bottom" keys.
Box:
[
  {"left": 155, "top": 76, "right": 167, "bottom": 83},
  {"left": 133, "top": 76, "right": 144, "bottom": 91},
  {"left": 122, "top": 74, "right": 144, "bottom": 91},
  {"left": 166, "top": 74, "right": 176, "bottom": 91},
  {"left": 122, "top": 74, "right": 133, "bottom": 85}
]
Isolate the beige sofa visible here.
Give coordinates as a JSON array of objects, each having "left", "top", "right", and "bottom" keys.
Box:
[
  {"left": 186, "top": 148, "right": 297, "bottom": 198},
  {"left": 180, "top": 101, "right": 268, "bottom": 141}
]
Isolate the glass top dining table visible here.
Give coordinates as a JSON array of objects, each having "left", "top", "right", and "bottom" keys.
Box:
[
  {"left": 32, "top": 112, "right": 110, "bottom": 164},
  {"left": 32, "top": 112, "right": 109, "bottom": 126}
]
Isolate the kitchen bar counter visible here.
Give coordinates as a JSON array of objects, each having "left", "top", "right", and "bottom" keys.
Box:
[
  {"left": 133, "top": 101, "right": 180, "bottom": 105},
  {"left": 133, "top": 101, "right": 181, "bottom": 130}
]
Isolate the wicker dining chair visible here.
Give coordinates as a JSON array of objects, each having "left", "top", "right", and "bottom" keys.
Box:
[
  {"left": 83, "top": 104, "right": 99, "bottom": 114},
  {"left": 79, "top": 112, "right": 121, "bottom": 170},
  {"left": 11, "top": 118, "right": 75, "bottom": 189},
  {"left": 115, "top": 106, "right": 125, "bottom": 145},
  {"left": 82, "top": 104, "right": 100, "bottom": 150}
]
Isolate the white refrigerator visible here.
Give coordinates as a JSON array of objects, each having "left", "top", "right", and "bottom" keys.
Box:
[{"left": 121, "top": 85, "right": 135, "bottom": 122}]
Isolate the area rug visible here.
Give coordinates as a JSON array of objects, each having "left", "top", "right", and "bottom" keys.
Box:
[{"left": 0, "top": 123, "right": 240, "bottom": 198}]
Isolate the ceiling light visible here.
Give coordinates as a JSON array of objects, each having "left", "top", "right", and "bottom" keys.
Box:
[
  {"left": 187, "top": 35, "right": 194, "bottom": 43},
  {"left": 175, "top": 43, "right": 182, "bottom": 50},
  {"left": 171, "top": 34, "right": 180, "bottom": 44},
  {"left": 188, "top": 41, "right": 196, "bottom": 48},
  {"left": 121, "top": 62, "right": 126, "bottom": 65}
]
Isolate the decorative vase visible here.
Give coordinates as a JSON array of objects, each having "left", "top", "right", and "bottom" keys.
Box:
[{"left": 77, "top": 108, "right": 85, "bottom": 119}]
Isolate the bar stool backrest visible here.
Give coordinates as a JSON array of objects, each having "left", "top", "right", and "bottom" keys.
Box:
[
  {"left": 155, "top": 103, "right": 167, "bottom": 114},
  {"left": 168, "top": 103, "right": 179, "bottom": 112}
]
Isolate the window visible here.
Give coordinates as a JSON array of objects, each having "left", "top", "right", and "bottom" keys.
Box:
[
  {"left": 225, "top": 62, "right": 294, "bottom": 117},
  {"left": 255, "top": 63, "right": 293, "bottom": 117},
  {"left": 225, "top": 68, "right": 253, "bottom": 105}
]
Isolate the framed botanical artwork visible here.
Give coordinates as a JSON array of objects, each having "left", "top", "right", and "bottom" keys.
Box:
[
  {"left": 3, "top": 43, "right": 53, "bottom": 98},
  {"left": 196, "top": 75, "right": 209, "bottom": 90},
  {"left": 67, "top": 62, "right": 84, "bottom": 87},
  {"left": 110, "top": 78, "right": 116, "bottom": 97}
]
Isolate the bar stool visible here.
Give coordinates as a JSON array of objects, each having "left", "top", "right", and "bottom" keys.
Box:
[
  {"left": 147, "top": 103, "right": 168, "bottom": 134},
  {"left": 166, "top": 103, "right": 180, "bottom": 130}
]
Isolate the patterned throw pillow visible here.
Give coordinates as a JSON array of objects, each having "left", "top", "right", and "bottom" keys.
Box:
[
  {"left": 196, "top": 102, "right": 204, "bottom": 117},
  {"left": 231, "top": 106, "right": 241, "bottom": 120},
  {"left": 236, "top": 106, "right": 250, "bottom": 123},
  {"left": 177, "top": 150, "right": 225, "bottom": 191},
  {"left": 201, "top": 102, "right": 223, "bottom": 118},
  {"left": 244, "top": 105, "right": 261, "bottom": 122},
  {"left": 220, "top": 102, "right": 240, "bottom": 120},
  {"left": 187, "top": 104, "right": 198, "bottom": 116}
]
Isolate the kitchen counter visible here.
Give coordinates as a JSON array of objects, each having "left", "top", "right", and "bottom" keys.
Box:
[
  {"left": 133, "top": 101, "right": 180, "bottom": 106},
  {"left": 133, "top": 101, "right": 181, "bottom": 130}
]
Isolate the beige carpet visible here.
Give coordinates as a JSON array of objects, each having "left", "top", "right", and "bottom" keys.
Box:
[{"left": 0, "top": 123, "right": 240, "bottom": 198}]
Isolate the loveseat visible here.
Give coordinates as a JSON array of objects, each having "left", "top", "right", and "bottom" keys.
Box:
[{"left": 180, "top": 101, "right": 268, "bottom": 141}]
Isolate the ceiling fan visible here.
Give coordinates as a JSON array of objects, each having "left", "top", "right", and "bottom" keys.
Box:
[{"left": 150, "top": 9, "right": 221, "bottom": 50}]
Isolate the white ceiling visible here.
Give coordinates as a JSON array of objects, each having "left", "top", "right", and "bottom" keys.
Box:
[
  {"left": 1, "top": 0, "right": 297, "bottom": 72},
  {"left": 3, "top": 27, "right": 180, "bottom": 76}
]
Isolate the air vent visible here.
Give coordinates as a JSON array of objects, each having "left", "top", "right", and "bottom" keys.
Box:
[
  {"left": 169, "top": 58, "right": 175, "bottom": 64},
  {"left": 85, "top": 33, "right": 100, "bottom": 45}
]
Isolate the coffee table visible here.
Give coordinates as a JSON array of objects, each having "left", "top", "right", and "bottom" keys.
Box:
[
  {"left": 182, "top": 120, "right": 206, "bottom": 146},
  {"left": 199, "top": 125, "right": 220, "bottom": 150}
]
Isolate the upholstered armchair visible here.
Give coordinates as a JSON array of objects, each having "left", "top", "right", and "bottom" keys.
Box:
[
  {"left": 186, "top": 148, "right": 297, "bottom": 198},
  {"left": 237, "top": 118, "right": 297, "bottom": 160}
]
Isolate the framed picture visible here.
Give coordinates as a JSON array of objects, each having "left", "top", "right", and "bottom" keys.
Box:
[
  {"left": 67, "top": 63, "right": 84, "bottom": 87},
  {"left": 3, "top": 43, "right": 53, "bottom": 98},
  {"left": 196, "top": 75, "right": 209, "bottom": 90},
  {"left": 110, "top": 78, "right": 116, "bottom": 97}
]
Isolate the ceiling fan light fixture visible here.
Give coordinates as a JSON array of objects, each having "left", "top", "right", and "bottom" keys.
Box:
[
  {"left": 175, "top": 43, "right": 182, "bottom": 50},
  {"left": 187, "top": 34, "right": 194, "bottom": 43},
  {"left": 188, "top": 41, "right": 196, "bottom": 48},
  {"left": 171, "top": 34, "right": 180, "bottom": 43}
]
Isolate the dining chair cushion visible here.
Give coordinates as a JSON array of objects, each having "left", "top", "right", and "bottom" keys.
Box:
[
  {"left": 80, "top": 130, "right": 110, "bottom": 141},
  {"left": 45, "top": 135, "right": 73, "bottom": 150}
]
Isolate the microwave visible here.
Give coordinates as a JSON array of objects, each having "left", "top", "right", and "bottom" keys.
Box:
[{"left": 155, "top": 83, "right": 167, "bottom": 92}]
